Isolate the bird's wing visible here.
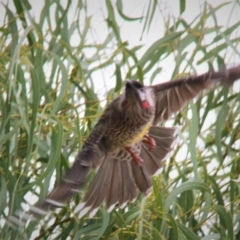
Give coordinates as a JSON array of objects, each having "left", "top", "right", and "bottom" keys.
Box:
[
  {"left": 9, "top": 115, "right": 109, "bottom": 225},
  {"left": 38, "top": 115, "right": 109, "bottom": 210},
  {"left": 8, "top": 115, "right": 109, "bottom": 225},
  {"left": 151, "top": 65, "right": 240, "bottom": 125}
]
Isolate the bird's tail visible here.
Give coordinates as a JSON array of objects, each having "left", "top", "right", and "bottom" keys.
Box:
[
  {"left": 75, "top": 126, "right": 178, "bottom": 218},
  {"left": 74, "top": 156, "right": 138, "bottom": 218},
  {"left": 140, "top": 126, "right": 178, "bottom": 176},
  {"left": 131, "top": 126, "right": 178, "bottom": 194}
]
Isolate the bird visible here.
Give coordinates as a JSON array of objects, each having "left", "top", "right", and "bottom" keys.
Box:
[{"left": 9, "top": 65, "right": 240, "bottom": 225}]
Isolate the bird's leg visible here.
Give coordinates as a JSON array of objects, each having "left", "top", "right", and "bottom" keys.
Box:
[
  {"left": 143, "top": 135, "right": 156, "bottom": 150},
  {"left": 125, "top": 147, "right": 143, "bottom": 166}
]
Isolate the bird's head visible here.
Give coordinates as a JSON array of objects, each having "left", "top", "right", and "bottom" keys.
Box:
[{"left": 122, "top": 80, "right": 155, "bottom": 110}]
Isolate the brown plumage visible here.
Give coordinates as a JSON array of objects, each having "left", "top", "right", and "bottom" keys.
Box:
[{"left": 9, "top": 65, "right": 240, "bottom": 224}]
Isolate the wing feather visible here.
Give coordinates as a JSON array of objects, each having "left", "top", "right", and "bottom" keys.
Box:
[{"left": 151, "top": 65, "right": 240, "bottom": 125}]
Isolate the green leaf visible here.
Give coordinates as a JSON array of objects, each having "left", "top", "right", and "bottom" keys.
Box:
[
  {"left": 164, "top": 182, "right": 210, "bottom": 214},
  {"left": 138, "top": 31, "right": 184, "bottom": 68},
  {"left": 115, "top": 64, "right": 122, "bottom": 92},
  {"left": 213, "top": 205, "right": 234, "bottom": 240},
  {"left": 177, "top": 221, "right": 200, "bottom": 240},
  {"left": 215, "top": 88, "right": 229, "bottom": 163},
  {"left": 116, "top": 0, "right": 143, "bottom": 21},
  {"left": 189, "top": 102, "right": 199, "bottom": 179},
  {"left": 180, "top": 0, "right": 186, "bottom": 14}
]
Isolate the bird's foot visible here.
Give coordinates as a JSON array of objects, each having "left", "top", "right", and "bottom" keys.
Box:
[
  {"left": 125, "top": 147, "right": 143, "bottom": 166},
  {"left": 143, "top": 135, "right": 156, "bottom": 151}
]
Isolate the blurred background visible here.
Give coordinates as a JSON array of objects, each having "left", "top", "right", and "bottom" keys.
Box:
[{"left": 0, "top": 0, "right": 240, "bottom": 239}]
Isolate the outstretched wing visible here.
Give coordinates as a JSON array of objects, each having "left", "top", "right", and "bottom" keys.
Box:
[
  {"left": 38, "top": 115, "right": 109, "bottom": 210},
  {"left": 151, "top": 65, "right": 240, "bottom": 125},
  {"left": 9, "top": 115, "right": 109, "bottom": 224}
]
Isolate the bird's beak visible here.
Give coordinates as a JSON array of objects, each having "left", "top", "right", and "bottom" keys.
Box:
[{"left": 126, "top": 80, "right": 132, "bottom": 89}]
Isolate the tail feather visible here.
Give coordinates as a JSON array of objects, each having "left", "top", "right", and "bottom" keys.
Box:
[
  {"left": 131, "top": 161, "right": 152, "bottom": 194},
  {"left": 105, "top": 160, "right": 121, "bottom": 211},
  {"left": 140, "top": 144, "right": 162, "bottom": 175},
  {"left": 151, "top": 146, "right": 173, "bottom": 162},
  {"left": 119, "top": 160, "right": 137, "bottom": 207},
  {"left": 140, "top": 126, "right": 177, "bottom": 176},
  {"left": 149, "top": 126, "right": 178, "bottom": 138},
  {"left": 150, "top": 133, "right": 176, "bottom": 149},
  {"left": 75, "top": 157, "right": 139, "bottom": 217},
  {"left": 105, "top": 159, "right": 138, "bottom": 211},
  {"left": 75, "top": 157, "right": 113, "bottom": 217}
]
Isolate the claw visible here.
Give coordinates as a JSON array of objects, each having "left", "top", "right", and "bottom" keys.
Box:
[
  {"left": 143, "top": 135, "right": 156, "bottom": 150},
  {"left": 125, "top": 147, "right": 143, "bottom": 166}
]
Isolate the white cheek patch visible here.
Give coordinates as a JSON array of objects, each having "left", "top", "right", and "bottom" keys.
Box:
[
  {"left": 146, "top": 88, "right": 155, "bottom": 106},
  {"left": 138, "top": 89, "right": 146, "bottom": 101}
]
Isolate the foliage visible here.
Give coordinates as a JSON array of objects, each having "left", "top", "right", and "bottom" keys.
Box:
[{"left": 0, "top": 0, "right": 240, "bottom": 239}]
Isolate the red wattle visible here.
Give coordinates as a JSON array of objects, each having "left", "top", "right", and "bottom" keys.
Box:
[{"left": 141, "top": 100, "right": 149, "bottom": 109}]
